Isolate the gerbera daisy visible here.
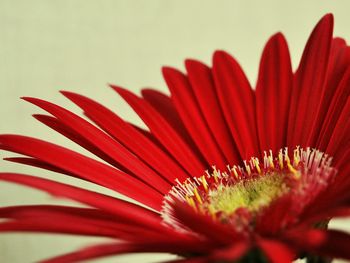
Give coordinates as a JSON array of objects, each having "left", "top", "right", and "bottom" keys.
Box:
[{"left": 1, "top": 13, "right": 350, "bottom": 263}]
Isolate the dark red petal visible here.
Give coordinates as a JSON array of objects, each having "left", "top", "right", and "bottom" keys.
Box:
[
  {"left": 286, "top": 229, "right": 350, "bottom": 260},
  {"left": 209, "top": 241, "right": 249, "bottom": 262},
  {"left": 256, "top": 33, "right": 293, "bottom": 154},
  {"left": 22, "top": 97, "right": 171, "bottom": 194},
  {"left": 141, "top": 88, "right": 202, "bottom": 156},
  {"left": 326, "top": 96, "right": 350, "bottom": 157},
  {"left": 315, "top": 68, "right": 350, "bottom": 154},
  {"left": 287, "top": 14, "right": 333, "bottom": 148},
  {"left": 300, "top": 206, "right": 350, "bottom": 226},
  {"left": 165, "top": 258, "right": 209, "bottom": 263},
  {"left": 185, "top": 59, "right": 241, "bottom": 164},
  {"left": 4, "top": 157, "right": 75, "bottom": 177},
  {"left": 212, "top": 50, "right": 259, "bottom": 159},
  {"left": 0, "top": 205, "right": 172, "bottom": 241},
  {"left": 0, "top": 135, "right": 163, "bottom": 210},
  {"left": 172, "top": 201, "right": 241, "bottom": 245},
  {"left": 257, "top": 238, "right": 295, "bottom": 263},
  {"left": 0, "top": 173, "right": 165, "bottom": 231},
  {"left": 33, "top": 114, "right": 123, "bottom": 170},
  {"left": 61, "top": 91, "right": 189, "bottom": 183},
  {"left": 308, "top": 38, "right": 350, "bottom": 147},
  {"left": 112, "top": 85, "right": 206, "bottom": 177},
  {"left": 163, "top": 67, "right": 227, "bottom": 169},
  {"left": 0, "top": 205, "right": 114, "bottom": 220},
  {"left": 42, "top": 239, "right": 211, "bottom": 263},
  {"left": 41, "top": 243, "right": 142, "bottom": 263}
]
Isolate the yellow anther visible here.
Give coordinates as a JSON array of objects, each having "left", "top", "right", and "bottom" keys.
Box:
[
  {"left": 244, "top": 161, "right": 251, "bottom": 175},
  {"left": 268, "top": 157, "right": 274, "bottom": 168},
  {"left": 293, "top": 146, "right": 300, "bottom": 166},
  {"left": 212, "top": 169, "right": 219, "bottom": 183},
  {"left": 193, "top": 187, "right": 202, "bottom": 204},
  {"left": 254, "top": 158, "right": 261, "bottom": 174},
  {"left": 278, "top": 150, "right": 284, "bottom": 169},
  {"left": 287, "top": 163, "right": 300, "bottom": 179},
  {"left": 201, "top": 175, "right": 208, "bottom": 192},
  {"left": 232, "top": 166, "right": 239, "bottom": 178},
  {"left": 186, "top": 196, "right": 196, "bottom": 209}
]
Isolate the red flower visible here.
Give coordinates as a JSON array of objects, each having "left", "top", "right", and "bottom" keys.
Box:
[{"left": 1, "top": 13, "right": 350, "bottom": 263}]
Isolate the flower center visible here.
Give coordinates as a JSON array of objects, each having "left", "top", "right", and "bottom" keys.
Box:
[
  {"left": 208, "top": 172, "right": 288, "bottom": 216},
  {"left": 161, "top": 147, "right": 336, "bottom": 230}
]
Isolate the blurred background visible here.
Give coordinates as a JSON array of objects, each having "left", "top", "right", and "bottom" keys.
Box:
[{"left": 0, "top": 0, "right": 350, "bottom": 262}]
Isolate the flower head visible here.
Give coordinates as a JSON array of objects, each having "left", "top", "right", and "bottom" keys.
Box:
[{"left": 1, "top": 13, "right": 350, "bottom": 263}]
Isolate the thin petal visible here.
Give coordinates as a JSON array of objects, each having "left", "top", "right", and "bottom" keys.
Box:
[
  {"left": 0, "top": 205, "right": 169, "bottom": 241},
  {"left": 286, "top": 229, "right": 350, "bottom": 260},
  {"left": 308, "top": 38, "right": 350, "bottom": 147},
  {"left": 256, "top": 33, "right": 293, "bottom": 153},
  {"left": 42, "top": 239, "right": 211, "bottom": 263},
  {"left": 0, "top": 135, "right": 163, "bottom": 210},
  {"left": 141, "top": 88, "right": 202, "bottom": 156},
  {"left": 209, "top": 241, "right": 249, "bottom": 262},
  {"left": 61, "top": 91, "right": 189, "bottom": 182},
  {"left": 23, "top": 97, "right": 171, "bottom": 194},
  {"left": 112, "top": 85, "right": 206, "bottom": 177},
  {"left": 257, "top": 238, "right": 295, "bottom": 263},
  {"left": 33, "top": 114, "right": 123, "bottom": 169},
  {"left": 185, "top": 59, "right": 241, "bottom": 164},
  {"left": 212, "top": 50, "right": 260, "bottom": 159},
  {"left": 287, "top": 14, "right": 333, "bottom": 148},
  {"left": 172, "top": 202, "right": 240, "bottom": 245},
  {"left": 163, "top": 67, "right": 227, "bottom": 169},
  {"left": 0, "top": 173, "right": 164, "bottom": 230}
]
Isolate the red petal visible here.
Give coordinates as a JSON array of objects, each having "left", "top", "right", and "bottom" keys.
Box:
[
  {"left": 256, "top": 195, "right": 293, "bottom": 235},
  {"left": 172, "top": 202, "right": 240, "bottom": 245},
  {"left": 326, "top": 96, "right": 350, "bottom": 158},
  {"left": 165, "top": 258, "right": 209, "bottom": 263},
  {"left": 4, "top": 157, "right": 75, "bottom": 177},
  {"left": 0, "top": 135, "right": 163, "bottom": 210},
  {"left": 141, "top": 88, "right": 202, "bottom": 156},
  {"left": 257, "top": 238, "right": 295, "bottom": 263},
  {"left": 209, "top": 241, "right": 249, "bottom": 262},
  {"left": 286, "top": 229, "right": 350, "bottom": 260},
  {"left": 42, "top": 239, "right": 210, "bottom": 263},
  {"left": 0, "top": 205, "right": 173, "bottom": 241},
  {"left": 212, "top": 50, "right": 260, "bottom": 159},
  {"left": 163, "top": 67, "right": 227, "bottom": 169},
  {"left": 112, "top": 85, "right": 206, "bottom": 177},
  {"left": 308, "top": 38, "right": 350, "bottom": 147},
  {"left": 23, "top": 97, "right": 171, "bottom": 194},
  {"left": 256, "top": 33, "right": 293, "bottom": 154},
  {"left": 185, "top": 59, "right": 241, "bottom": 165},
  {"left": 33, "top": 114, "right": 124, "bottom": 170},
  {"left": 287, "top": 14, "right": 333, "bottom": 148},
  {"left": 41, "top": 243, "right": 142, "bottom": 263},
  {"left": 61, "top": 91, "right": 189, "bottom": 182},
  {"left": 0, "top": 173, "right": 165, "bottom": 230}
]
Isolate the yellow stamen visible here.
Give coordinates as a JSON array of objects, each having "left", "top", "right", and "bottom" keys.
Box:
[
  {"left": 268, "top": 150, "right": 275, "bottom": 168},
  {"left": 186, "top": 196, "right": 196, "bottom": 209},
  {"left": 293, "top": 146, "right": 300, "bottom": 166},
  {"left": 193, "top": 187, "right": 202, "bottom": 204},
  {"left": 278, "top": 150, "right": 284, "bottom": 169},
  {"left": 201, "top": 175, "right": 208, "bottom": 192},
  {"left": 253, "top": 158, "right": 262, "bottom": 174},
  {"left": 212, "top": 167, "right": 219, "bottom": 183}
]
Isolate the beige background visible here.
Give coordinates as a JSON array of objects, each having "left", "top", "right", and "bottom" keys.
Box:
[{"left": 1, "top": 0, "right": 350, "bottom": 262}]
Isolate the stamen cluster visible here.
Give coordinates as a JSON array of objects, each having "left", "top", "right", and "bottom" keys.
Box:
[{"left": 162, "top": 147, "right": 336, "bottom": 231}]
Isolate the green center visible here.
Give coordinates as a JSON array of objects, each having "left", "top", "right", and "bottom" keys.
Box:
[{"left": 208, "top": 173, "right": 289, "bottom": 216}]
